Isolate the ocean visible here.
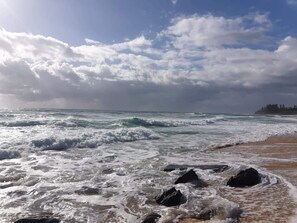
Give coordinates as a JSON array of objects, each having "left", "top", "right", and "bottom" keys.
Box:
[{"left": 0, "top": 109, "right": 297, "bottom": 223}]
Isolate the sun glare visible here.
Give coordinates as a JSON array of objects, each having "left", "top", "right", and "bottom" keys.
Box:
[
  {"left": 0, "top": 0, "right": 19, "bottom": 16},
  {"left": 0, "top": 0, "right": 9, "bottom": 8}
]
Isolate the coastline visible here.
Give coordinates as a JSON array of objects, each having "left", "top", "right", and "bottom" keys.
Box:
[
  {"left": 2, "top": 110, "right": 297, "bottom": 223},
  {"left": 213, "top": 134, "right": 297, "bottom": 223},
  {"left": 216, "top": 135, "right": 297, "bottom": 187}
]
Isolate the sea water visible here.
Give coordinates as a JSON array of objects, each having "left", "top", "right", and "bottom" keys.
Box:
[{"left": 0, "top": 109, "right": 297, "bottom": 222}]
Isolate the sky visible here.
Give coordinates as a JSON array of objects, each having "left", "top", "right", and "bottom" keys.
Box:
[{"left": 0, "top": 0, "right": 297, "bottom": 113}]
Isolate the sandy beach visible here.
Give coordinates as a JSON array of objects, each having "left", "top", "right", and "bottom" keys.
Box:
[
  {"left": 222, "top": 135, "right": 297, "bottom": 188},
  {"left": 211, "top": 135, "right": 297, "bottom": 223}
]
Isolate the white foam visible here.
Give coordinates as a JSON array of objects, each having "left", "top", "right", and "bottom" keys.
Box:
[
  {"left": 1, "top": 111, "right": 297, "bottom": 222},
  {"left": 122, "top": 116, "right": 227, "bottom": 128},
  {"left": 31, "top": 127, "right": 160, "bottom": 150},
  {"left": 283, "top": 178, "right": 297, "bottom": 223}
]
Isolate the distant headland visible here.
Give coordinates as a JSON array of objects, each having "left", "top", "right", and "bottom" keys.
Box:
[{"left": 255, "top": 104, "right": 297, "bottom": 115}]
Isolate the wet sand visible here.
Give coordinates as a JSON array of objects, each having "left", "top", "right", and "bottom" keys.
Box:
[
  {"left": 226, "top": 135, "right": 297, "bottom": 187},
  {"left": 169, "top": 135, "right": 297, "bottom": 223},
  {"left": 213, "top": 135, "right": 297, "bottom": 223}
]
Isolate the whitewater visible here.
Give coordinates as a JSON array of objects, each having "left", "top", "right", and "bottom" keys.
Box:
[{"left": 0, "top": 109, "right": 297, "bottom": 223}]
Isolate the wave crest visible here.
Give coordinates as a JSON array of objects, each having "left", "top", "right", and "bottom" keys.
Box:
[
  {"left": 121, "top": 117, "right": 226, "bottom": 128},
  {"left": 0, "top": 150, "right": 21, "bottom": 160},
  {"left": 2, "top": 120, "right": 46, "bottom": 127},
  {"left": 31, "top": 127, "right": 159, "bottom": 150}
]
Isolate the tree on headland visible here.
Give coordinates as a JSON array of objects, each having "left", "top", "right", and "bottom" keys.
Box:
[{"left": 255, "top": 104, "right": 297, "bottom": 115}]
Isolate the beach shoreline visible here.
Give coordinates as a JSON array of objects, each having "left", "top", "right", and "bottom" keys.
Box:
[
  {"left": 212, "top": 134, "right": 297, "bottom": 223},
  {"left": 2, "top": 110, "right": 297, "bottom": 223},
  {"left": 215, "top": 135, "right": 297, "bottom": 187}
]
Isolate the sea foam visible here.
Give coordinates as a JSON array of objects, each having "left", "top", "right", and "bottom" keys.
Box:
[
  {"left": 1, "top": 110, "right": 297, "bottom": 222},
  {"left": 121, "top": 116, "right": 226, "bottom": 128},
  {"left": 31, "top": 127, "right": 159, "bottom": 150}
]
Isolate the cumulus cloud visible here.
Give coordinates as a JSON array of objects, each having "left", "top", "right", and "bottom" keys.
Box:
[
  {"left": 161, "top": 13, "right": 271, "bottom": 48},
  {"left": 0, "top": 29, "right": 80, "bottom": 64},
  {"left": 84, "top": 38, "right": 102, "bottom": 45},
  {"left": 0, "top": 13, "right": 297, "bottom": 112}
]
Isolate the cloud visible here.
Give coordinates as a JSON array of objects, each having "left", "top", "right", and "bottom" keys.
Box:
[
  {"left": 161, "top": 14, "right": 271, "bottom": 48},
  {"left": 0, "top": 59, "right": 38, "bottom": 96},
  {"left": 84, "top": 38, "right": 102, "bottom": 45},
  {"left": 0, "top": 29, "right": 79, "bottom": 62},
  {"left": 171, "top": 0, "right": 178, "bottom": 5},
  {"left": 1, "top": 13, "right": 297, "bottom": 112},
  {"left": 110, "top": 36, "right": 152, "bottom": 53},
  {"left": 287, "top": 0, "right": 297, "bottom": 5}
]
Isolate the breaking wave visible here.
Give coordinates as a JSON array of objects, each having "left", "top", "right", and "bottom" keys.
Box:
[
  {"left": 121, "top": 117, "right": 226, "bottom": 128},
  {"left": 1, "top": 120, "right": 46, "bottom": 127},
  {"left": 0, "top": 150, "right": 21, "bottom": 160},
  {"left": 31, "top": 127, "right": 159, "bottom": 150}
]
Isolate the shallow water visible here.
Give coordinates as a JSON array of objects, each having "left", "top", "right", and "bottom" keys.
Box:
[{"left": 0, "top": 109, "right": 297, "bottom": 222}]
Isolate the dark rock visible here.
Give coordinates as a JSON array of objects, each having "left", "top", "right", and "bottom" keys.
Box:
[
  {"left": 164, "top": 164, "right": 188, "bottom": 172},
  {"left": 155, "top": 187, "right": 185, "bottom": 207},
  {"left": 227, "top": 207, "right": 243, "bottom": 219},
  {"left": 227, "top": 168, "right": 261, "bottom": 187},
  {"left": 101, "top": 168, "right": 114, "bottom": 174},
  {"left": 174, "top": 169, "right": 208, "bottom": 187},
  {"left": 163, "top": 164, "right": 229, "bottom": 173},
  {"left": 75, "top": 186, "right": 101, "bottom": 195},
  {"left": 15, "top": 218, "right": 60, "bottom": 223},
  {"left": 141, "top": 213, "right": 161, "bottom": 223},
  {"left": 175, "top": 169, "right": 198, "bottom": 183},
  {"left": 214, "top": 142, "right": 243, "bottom": 150},
  {"left": 197, "top": 209, "right": 216, "bottom": 220}
]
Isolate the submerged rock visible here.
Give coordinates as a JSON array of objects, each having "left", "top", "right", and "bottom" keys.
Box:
[
  {"left": 164, "top": 164, "right": 188, "bottom": 172},
  {"left": 227, "top": 168, "right": 261, "bottom": 187},
  {"left": 227, "top": 207, "right": 243, "bottom": 220},
  {"left": 74, "top": 186, "right": 101, "bottom": 195},
  {"left": 15, "top": 218, "right": 60, "bottom": 223},
  {"left": 101, "top": 167, "right": 114, "bottom": 174},
  {"left": 155, "top": 187, "right": 185, "bottom": 207},
  {"left": 180, "top": 207, "right": 241, "bottom": 222},
  {"left": 197, "top": 208, "right": 217, "bottom": 220},
  {"left": 164, "top": 164, "right": 228, "bottom": 173},
  {"left": 141, "top": 213, "right": 161, "bottom": 223},
  {"left": 174, "top": 169, "right": 208, "bottom": 187}
]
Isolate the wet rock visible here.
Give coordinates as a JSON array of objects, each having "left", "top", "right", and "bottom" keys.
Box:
[
  {"left": 156, "top": 187, "right": 185, "bottom": 207},
  {"left": 175, "top": 169, "right": 198, "bottom": 183},
  {"left": 164, "top": 164, "right": 188, "bottom": 172},
  {"left": 174, "top": 169, "right": 208, "bottom": 187},
  {"left": 141, "top": 213, "right": 161, "bottom": 223},
  {"left": 15, "top": 218, "right": 60, "bottom": 223},
  {"left": 101, "top": 168, "right": 114, "bottom": 174},
  {"left": 227, "top": 207, "right": 243, "bottom": 220},
  {"left": 74, "top": 186, "right": 101, "bottom": 195},
  {"left": 227, "top": 168, "right": 261, "bottom": 187},
  {"left": 197, "top": 208, "right": 217, "bottom": 220},
  {"left": 164, "top": 164, "right": 228, "bottom": 173}
]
